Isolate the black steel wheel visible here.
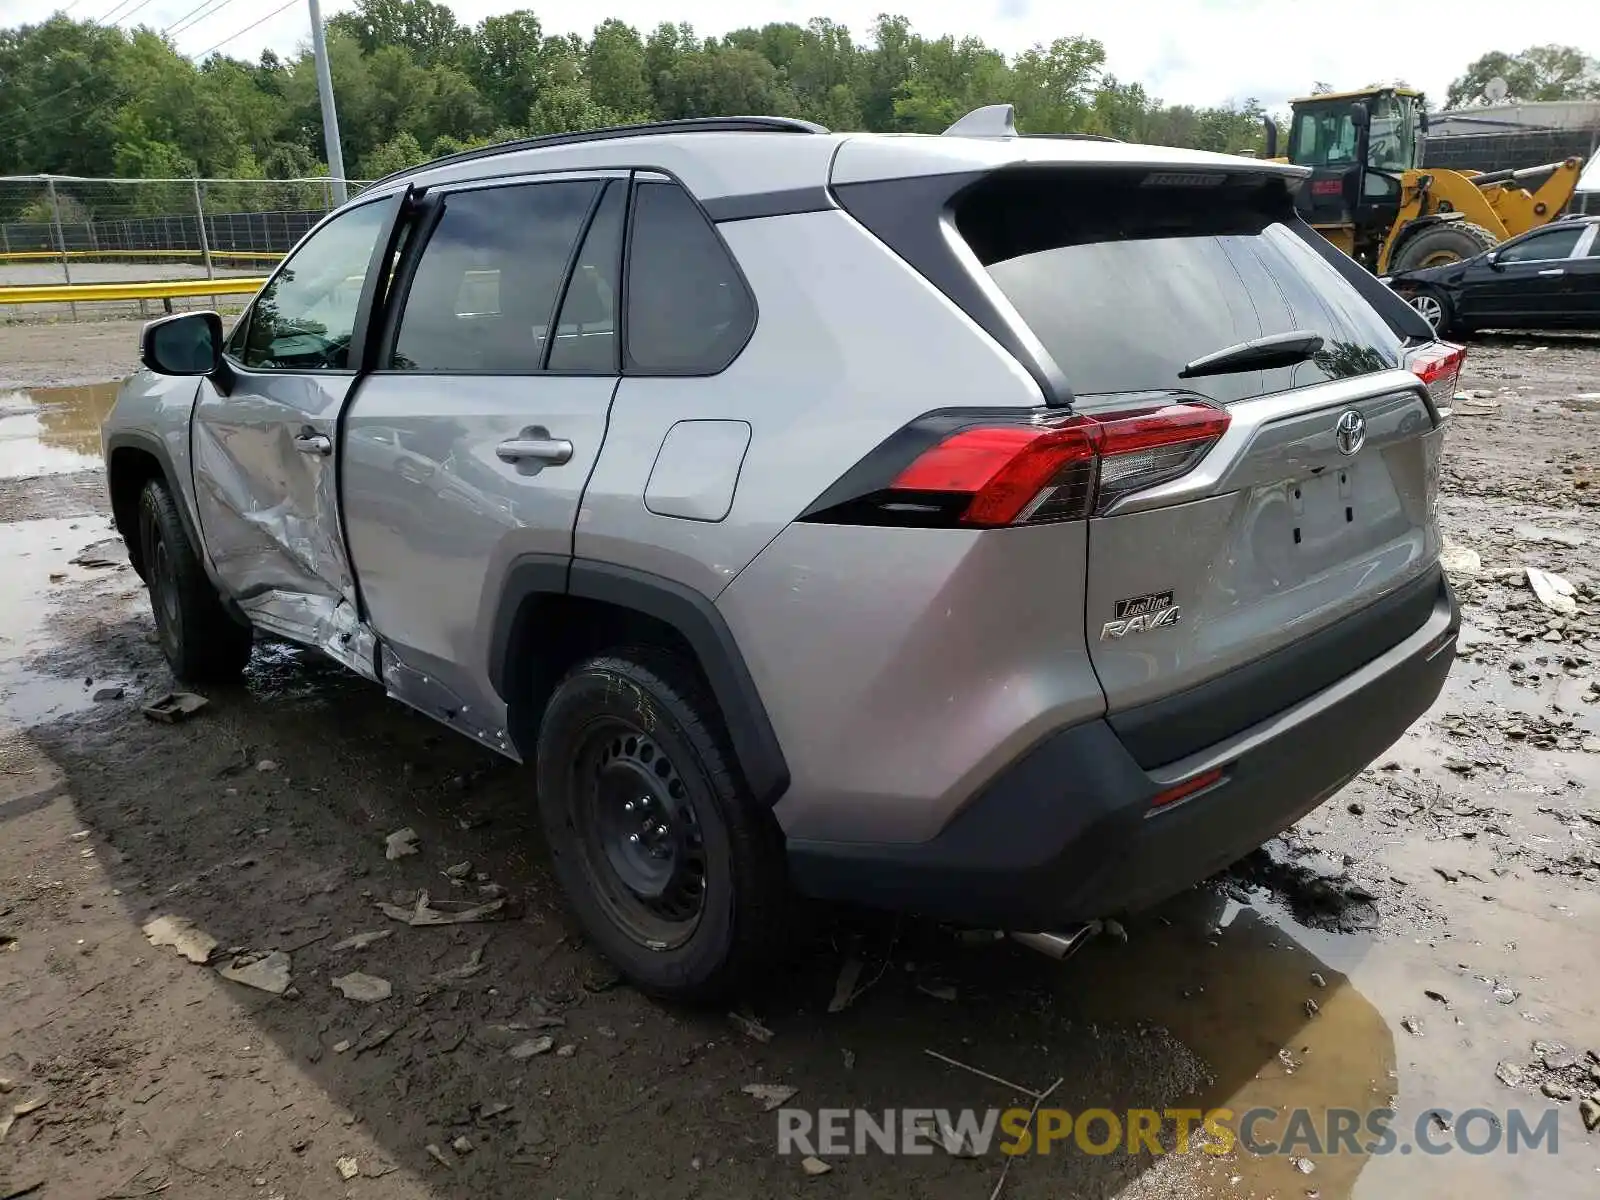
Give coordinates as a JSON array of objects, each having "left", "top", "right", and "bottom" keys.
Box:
[
  {"left": 536, "top": 650, "right": 787, "bottom": 1000},
  {"left": 569, "top": 719, "right": 708, "bottom": 948},
  {"left": 137, "top": 477, "right": 253, "bottom": 683}
]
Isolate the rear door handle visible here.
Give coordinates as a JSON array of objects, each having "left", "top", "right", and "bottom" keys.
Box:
[
  {"left": 1537, "top": 268, "right": 1565, "bottom": 277},
  {"left": 293, "top": 431, "right": 332, "bottom": 455},
  {"left": 496, "top": 437, "right": 573, "bottom": 466}
]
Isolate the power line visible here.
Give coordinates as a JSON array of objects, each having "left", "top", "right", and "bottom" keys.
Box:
[
  {"left": 189, "top": 0, "right": 298, "bottom": 59},
  {"left": 169, "top": 0, "right": 242, "bottom": 38},
  {"left": 103, "top": 0, "right": 164, "bottom": 25},
  {"left": 93, "top": 0, "right": 143, "bottom": 25}
]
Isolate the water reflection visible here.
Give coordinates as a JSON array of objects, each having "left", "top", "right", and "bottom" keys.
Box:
[{"left": 0, "top": 381, "right": 121, "bottom": 479}]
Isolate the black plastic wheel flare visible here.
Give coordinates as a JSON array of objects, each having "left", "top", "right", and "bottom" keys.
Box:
[{"left": 573, "top": 718, "right": 707, "bottom": 950}]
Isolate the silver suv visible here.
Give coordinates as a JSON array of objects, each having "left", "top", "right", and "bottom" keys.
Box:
[{"left": 103, "top": 107, "right": 1462, "bottom": 999}]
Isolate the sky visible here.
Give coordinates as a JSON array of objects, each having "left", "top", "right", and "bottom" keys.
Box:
[{"left": 7, "top": 0, "right": 1535, "bottom": 110}]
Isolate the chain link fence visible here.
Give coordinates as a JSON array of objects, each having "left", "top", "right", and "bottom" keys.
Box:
[{"left": 0, "top": 176, "right": 369, "bottom": 323}]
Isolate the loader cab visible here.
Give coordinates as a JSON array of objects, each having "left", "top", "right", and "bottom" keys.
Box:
[{"left": 1286, "top": 88, "right": 1424, "bottom": 267}]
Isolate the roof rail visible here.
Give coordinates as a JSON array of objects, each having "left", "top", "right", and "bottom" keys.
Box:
[
  {"left": 369, "top": 116, "right": 829, "bottom": 189},
  {"left": 943, "top": 104, "right": 1018, "bottom": 138},
  {"left": 1022, "top": 131, "right": 1124, "bottom": 143}
]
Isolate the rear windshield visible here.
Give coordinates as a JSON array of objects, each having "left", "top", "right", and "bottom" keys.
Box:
[{"left": 957, "top": 169, "right": 1402, "bottom": 405}]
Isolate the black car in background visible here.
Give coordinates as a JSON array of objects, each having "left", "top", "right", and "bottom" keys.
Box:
[{"left": 1382, "top": 215, "right": 1600, "bottom": 336}]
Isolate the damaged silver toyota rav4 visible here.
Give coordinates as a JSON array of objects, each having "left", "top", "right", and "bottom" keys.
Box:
[{"left": 103, "top": 106, "right": 1462, "bottom": 999}]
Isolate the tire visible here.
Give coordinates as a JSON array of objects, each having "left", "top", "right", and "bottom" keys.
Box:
[
  {"left": 1405, "top": 284, "right": 1455, "bottom": 336},
  {"left": 535, "top": 649, "right": 787, "bottom": 1001},
  {"left": 137, "top": 477, "right": 254, "bottom": 683},
  {"left": 1389, "top": 221, "right": 1499, "bottom": 273}
]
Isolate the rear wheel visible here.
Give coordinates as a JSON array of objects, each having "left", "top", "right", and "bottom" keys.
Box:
[
  {"left": 535, "top": 650, "right": 787, "bottom": 1001},
  {"left": 137, "top": 477, "right": 253, "bottom": 683},
  {"left": 1389, "top": 221, "right": 1499, "bottom": 272}
]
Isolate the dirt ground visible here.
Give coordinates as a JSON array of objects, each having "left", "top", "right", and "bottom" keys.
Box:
[{"left": 1, "top": 322, "right": 1598, "bottom": 1200}]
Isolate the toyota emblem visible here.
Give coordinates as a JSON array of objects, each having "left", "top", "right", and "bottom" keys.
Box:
[{"left": 1334, "top": 409, "right": 1366, "bottom": 456}]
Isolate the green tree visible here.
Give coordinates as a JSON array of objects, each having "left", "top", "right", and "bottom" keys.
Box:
[
  {"left": 587, "top": 19, "right": 651, "bottom": 121},
  {"left": 1445, "top": 45, "right": 1600, "bottom": 108}
]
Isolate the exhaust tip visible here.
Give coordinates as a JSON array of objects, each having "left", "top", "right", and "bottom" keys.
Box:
[{"left": 1008, "top": 925, "right": 1098, "bottom": 961}]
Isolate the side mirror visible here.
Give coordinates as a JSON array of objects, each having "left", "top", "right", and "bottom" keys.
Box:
[
  {"left": 140, "top": 311, "right": 222, "bottom": 376},
  {"left": 1484, "top": 250, "right": 1503, "bottom": 270},
  {"left": 1419, "top": 109, "right": 1430, "bottom": 134},
  {"left": 1262, "top": 117, "right": 1279, "bottom": 161},
  {"left": 1349, "top": 101, "right": 1370, "bottom": 128}
]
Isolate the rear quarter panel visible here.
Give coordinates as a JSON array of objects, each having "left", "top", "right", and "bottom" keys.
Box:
[{"left": 573, "top": 207, "right": 1044, "bottom": 598}]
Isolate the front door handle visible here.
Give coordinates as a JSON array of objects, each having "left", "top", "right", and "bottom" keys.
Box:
[
  {"left": 496, "top": 437, "right": 573, "bottom": 466},
  {"left": 293, "top": 431, "right": 333, "bottom": 455},
  {"left": 1537, "top": 268, "right": 1565, "bottom": 277}
]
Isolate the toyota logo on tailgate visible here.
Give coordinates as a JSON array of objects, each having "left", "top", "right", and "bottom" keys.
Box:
[{"left": 1334, "top": 409, "right": 1366, "bottom": 456}]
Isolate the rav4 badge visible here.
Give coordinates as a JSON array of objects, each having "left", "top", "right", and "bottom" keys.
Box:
[{"left": 1102, "top": 589, "right": 1182, "bottom": 640}]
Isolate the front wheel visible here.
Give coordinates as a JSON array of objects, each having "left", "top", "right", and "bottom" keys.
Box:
[
  {"left": 535, "top": 651, "right": 787, "bottom": 1001},
  {"left": 137, "top": 477, "right": 253, "bottom": 683}
]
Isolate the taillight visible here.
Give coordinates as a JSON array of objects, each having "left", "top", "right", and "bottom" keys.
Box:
[
  {"left": 801, "top": 402, "right": 1230, "bottom": 529},
  {"left": 1405, "top": 341, "right": 1466, "bottom": 409}
]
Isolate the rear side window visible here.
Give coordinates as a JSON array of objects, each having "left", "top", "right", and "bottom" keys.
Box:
[
  {"left": 625, "top": 181, "right": 754, "bottom": 373},
  {"left": 959, "top": 170, "right": 1403, "bottom": 405},
  {"left": 391, "top": 181, "right": 598, "bottom": 372},
  {"left": 1497, "top": 226, "right": 1583, "bottom": 264}
]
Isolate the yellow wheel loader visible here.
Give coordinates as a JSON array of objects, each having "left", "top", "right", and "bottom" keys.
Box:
[{"left": 1265, "top": 87, "right": 1583, "bottom": 274}]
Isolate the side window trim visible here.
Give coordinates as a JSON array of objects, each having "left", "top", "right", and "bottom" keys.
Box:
[
  {"left": 620, "top": 173, "right": 759, "bottom": 378},
  {"left": 371, "top": 170, "right": 628, "bottom": 377},
  {"left": 536, "top": 182, "right": 609, "bottom": 371},
  {"left": 224, "top": 190, "right": 406, "bottom": 376},
  {"left": 1501, "top": 227, "right": 1584, "bottom": 265}
]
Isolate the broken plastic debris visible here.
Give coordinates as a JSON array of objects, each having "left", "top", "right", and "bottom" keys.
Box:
[
  {"left": 1526, "top": 567, "right": 1578, "bottom": 615},
  {"left": 0, "top": 1097, "right": 47, "bottom": 1142},
  {"left": 142, "top": 915, "right": 218, "bottom": 964},
  {"left": 384, "top": 827, "right": 420, "bottom": 860},
  {"left": 827, "top": 957, "right": 863, "bottom": 1013},
  {"left": 729, "top": 1011, "right": 774, "bottom": 1043},
  {"left": 375, "top": 891, "right": 505, "bottom": 926},
  {"left": 217, "top": 950, "right": 292, "bottom": 995},
  {"left": 335, "top": 1156, "right": 359, "bottom": 1181},
  {"left": 425, "top": 1143, "right": 453, "bottom": 1169},
  {"left": 141, "top": 692, "right": 208, "bottom": 723},
  {"left": 508, "top": 1036, "right": 554, "bottom": 1060},
  {"left": 332, "top": 971, "right": 392, "bottom": 1003},
  {"left": 330, "top": 929, "right": 392, "bottom": 952},
  {"left": 742, "top": 1084, "right": 798, "bottom": 1111},
  {"left": 801, "top": 1155, "right": 832, "bottom": 1176},
  {"left": 434, "top": 940, "right": 488, "bottom": 982},
  {"left": 1438, "top": 538, "right": 1481, "bottom": 578}
]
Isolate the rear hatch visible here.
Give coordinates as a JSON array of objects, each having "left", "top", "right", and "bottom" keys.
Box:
[{"left": 958, "top": 167, "right": 1448, "bottom": 766}]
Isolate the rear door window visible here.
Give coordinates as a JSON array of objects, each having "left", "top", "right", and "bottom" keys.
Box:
[
  {"left": 624, "top": 181, "right": 755, "bottom": 374},
  {"left": 958, "top": 169, "right": 1404, "bottom": 405},
  {"left": 391, "top": 180, "right": 599, "bottom": 372}
]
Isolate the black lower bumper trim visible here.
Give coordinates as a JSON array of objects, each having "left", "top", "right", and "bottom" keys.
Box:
[{"left": 787, "top": 572, "right": 1457, "bottom": 929}]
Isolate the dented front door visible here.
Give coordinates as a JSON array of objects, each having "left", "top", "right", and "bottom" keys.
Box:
[{"left": 191, "top": 195, "right": 400, "bottom": 676}]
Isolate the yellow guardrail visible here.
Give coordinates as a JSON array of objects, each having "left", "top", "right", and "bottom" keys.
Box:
[
  {"left": 0, "top": 249, "right": 284, "bottom": 263},
  {"left": 0, "top": 276, "right": 266, "bottom": 304}
]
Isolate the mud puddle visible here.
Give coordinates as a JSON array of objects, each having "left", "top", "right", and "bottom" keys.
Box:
[{"left": 0, "top": 381, "right": 118, "bottom": 478}]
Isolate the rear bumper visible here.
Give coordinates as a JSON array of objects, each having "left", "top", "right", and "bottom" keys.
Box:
[{"left": 786, "top": 570, "right": 1458, "bottom": 929}]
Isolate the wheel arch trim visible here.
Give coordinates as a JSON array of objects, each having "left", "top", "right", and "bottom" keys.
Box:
[
  {"left": 488, "top": 557, "right": 791, "bottom": 806},
  {"left": 104, "top": 429, "right": 205, "bottom": 576}
]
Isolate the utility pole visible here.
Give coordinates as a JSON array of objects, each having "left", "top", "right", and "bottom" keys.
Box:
[{"left": 308, "top": 0, "right": 348, "bottom": 206}]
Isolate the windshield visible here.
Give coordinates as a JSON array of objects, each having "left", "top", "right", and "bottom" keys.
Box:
[
  {"left": 957, "top": 168, "right": 1402, "bottom": 405},
  {"left": 1290, "top": 93, "right": 1418, "bottom": 175}
]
